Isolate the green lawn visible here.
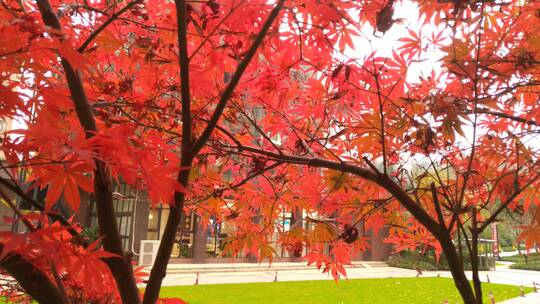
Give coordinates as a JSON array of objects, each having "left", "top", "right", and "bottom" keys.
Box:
[{"left": 160, "top": 277, "right": 532, "bottom": 304}]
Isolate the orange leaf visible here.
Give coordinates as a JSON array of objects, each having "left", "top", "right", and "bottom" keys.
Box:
[
  {"left": 72, "top": 173, "right": 93, "bottom": 193},
  {"left": 45, "top": 180, "right": 63, "bottom": 210},
  {"left": 63, "top": 176, "right": 81, "bottom": 211}
]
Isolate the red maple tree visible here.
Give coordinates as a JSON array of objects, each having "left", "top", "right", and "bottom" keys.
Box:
[{"left": 0, "top": 0, "right": 539, "bottom": 303}]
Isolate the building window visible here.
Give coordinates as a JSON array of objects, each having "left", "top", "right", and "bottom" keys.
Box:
[
  {"left": 276, "top": 210, "right": 293, "bottom": 258},
  {"left": 147, "top": 206, "right": 165, "bottom": 240},
  {"left": 91, "top": 183, "right": 136, "bottom": 252}
]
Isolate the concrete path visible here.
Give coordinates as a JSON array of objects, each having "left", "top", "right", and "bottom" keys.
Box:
[{"left": 499, "top": 292, "right": 540, "bottom": 304}]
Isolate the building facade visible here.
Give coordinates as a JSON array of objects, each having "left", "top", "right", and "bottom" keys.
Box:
[
  {"left": 0, "top": 118, "right": 14, "bottom": 232},
  {"left": 0, "top": 116, "right": 391, "bottom": 264},
  {"left": 0, "top": 179, "right": 392, "bottom": 264},
  {"left": 80, "top": 182, "right": 392, "bottom": 264}
]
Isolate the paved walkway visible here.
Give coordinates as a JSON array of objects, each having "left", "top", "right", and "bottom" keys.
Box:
[
  {"left": 148, "top": 261, "right": 540, "bottom": 303},
  {"left": 159, "top": 263, "right": 414, "bottom": 286},
  {"left": 500, "top": 292, "right": 540, "bottom": 304}
]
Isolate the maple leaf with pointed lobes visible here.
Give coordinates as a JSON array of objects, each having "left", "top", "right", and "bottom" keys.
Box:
[
  {"left": 310, "top": 221, "right": 339, "bottom": 243},
  {"left": 518, "top": 225, "right": 540, "bottom": 250},
  {"left": 143, "top": 164, "right": 187, "bottom": 206},
  {"left": 0, "top": 85, "right": 29, "bottom": 116},
  {"left": 31, "top": 160, "right": 94, "bottom": 211},
  {"left": 365, "top": 213, "right": 386, "bottom": 236},
  {"left": 398, "top": 29, "right": 423, "bottom": 60}
]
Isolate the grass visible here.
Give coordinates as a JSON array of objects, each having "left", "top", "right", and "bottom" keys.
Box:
[{"left": 159, "top": 277, "right": 532, "bottom": 304}]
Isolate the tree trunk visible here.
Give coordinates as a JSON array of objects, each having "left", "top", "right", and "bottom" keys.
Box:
[
  {"left": 471, "top": 210, "right": 483, "bottom": 303},
  {"left": 457, "top": 228, "right": 464, "bottom": 265},
  {"left": 471, "top": 236, "right": 483, "bottom": 303},
  {"left": 35, "top": 0, "right": 142, "bottom": 302},
  {"left": 238, "top": 147, "right": 486, "bottom": 304},
  {"left": 142, "top": 159, "right": 192, "bottom": 304},
  {"left": 0, "top": 250, "right": 68, "bottom": 304},
  {"left": 439, "top": 231, "right": 478, "bottom": 304},
  {"left": 379, "top": 176, "right": 479, "bottom": 304},
  {"left": 94, "top": 162, "right": 141, "bottom": 304}
]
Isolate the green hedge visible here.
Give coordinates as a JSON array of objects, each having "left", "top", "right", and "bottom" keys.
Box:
[
  {"left": 501, "top": 253, "right": 540, "bottom": 263},
  {"left": 510, "top": 261, "right": 540, "bottom": 271},
  {"left": 501, "top": 246, "right": 516, "bottom": 252},
  {"left": 388, "top": 250, "right": 448, "bottom": 271},
  {"left": 388, "top": 250, "right": 490, "bottom": 271},
  {"left": 502, "top": 253, "right": 540, "bottom": 271}
]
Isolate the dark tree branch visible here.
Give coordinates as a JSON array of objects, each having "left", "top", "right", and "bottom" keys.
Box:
[
  {"left": 227, "top": 145, "right": 443, "bottom": 234},
  {"left": 430, "top": 183, "right": 446, "bottom": 230},
  {"left": 222, "top": 143, "right": 478, "bottom": 303},
  {"left": 0, "top": 177, "right": 87, "bottom": 245},
  {"left": 362, "top": 156, "right": 383, "bottom": 176},
  {"left": 190, "top": 0, "right": 286, "bottom": 155},
  {"left": 479, "top": 172, "right": 540, "bottom": 232},
  {"left": 78, "top": 0, "right": 143, "bottom": 53},
  {"left": 457, "top": 2, "right": 486, "bottom": 215},
  {"left": 455, "top": 215, "right": 474, "bottom": 267},
  {"left": 189, "top": 0, "right": 246, "bottom": 60},
  {"left": 193, "top": 161, "right": 284, "bottom": 206},
  {"left": 470, "top": 207, "right": 482, "bottom": 303},
  {"left": 474, "top": 108, "right": 539, "bottom": 127},
  {"left": 143, "top": 3, "right": 285, "bottom": 302},
  {"left": 427, "top": 156, "right": 456, "bottom": 210},
  {"left": 49, "top": 261, "right": 71, "bottom": 304},
  {"left": 35, "top": 1, "right": 140, "bottom": 303},
  {"left": 231, "top": 101, "right": 283, "bottom": 153},
  {"left": 177, "top": 0, "right": 192, "bottom": 152},
  {"left": 142, "top": 0, "right": 194, "bottom": 301},
  {"left": 372, "top": 65, "right": 387, "bottom": 175},
  {"left": 0, "top": 187, "right": 35, "bottom": 232},
  {"left": 0, "top": 245, "right": 69, "bottom": 304}
]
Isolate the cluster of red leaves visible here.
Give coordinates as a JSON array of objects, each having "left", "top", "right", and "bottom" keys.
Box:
[
  {"left": 386, "top": 219, "right": 443, "bottom": 262},
  {"left": 0, "top": 215, "right": 122, "bottom": 303},
  {"left": 305, "top": 241, "right": 351, "bottom": 282}
]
